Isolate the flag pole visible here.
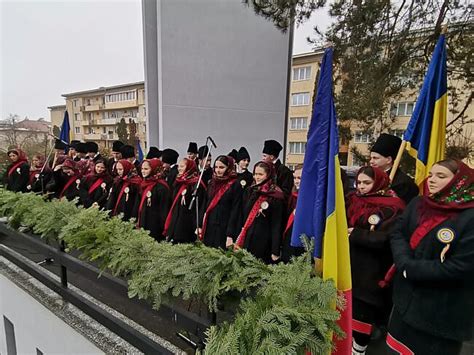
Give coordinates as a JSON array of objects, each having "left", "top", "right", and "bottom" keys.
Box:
[
  {"left": 389, "top": 24, "right": 447, "bottom": 182},
  {"left": 389, "top": 140, "right": 406, "bottom": 181}
]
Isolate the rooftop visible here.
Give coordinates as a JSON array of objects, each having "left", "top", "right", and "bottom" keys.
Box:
[{"left": 62, "top": 81, "right": 145, "bottom": 98}]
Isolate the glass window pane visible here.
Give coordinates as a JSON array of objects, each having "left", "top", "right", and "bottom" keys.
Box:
[{"left": 406, "top": 103, "right": 414, "bottom": 115}]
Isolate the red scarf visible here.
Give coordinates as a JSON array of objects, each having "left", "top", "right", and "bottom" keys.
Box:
[
  {"left": 235, "top": 179, "right": 283, "bottom": 248},
  {"left": 59, "top": 175, "right": 79, "bottom": 198},
  {"left": 113, "top": 178, "right": 134, "bottom": 215},
  {"left": 347, "top": 166, "right": 405, "bottom": 227},
  {"left": 7, "top": 149, "right": 28, "bottom": 177},
  {"left": 284, "top": 192, "right": 298, "bottom": 237},
  {"left": 88, "top": 177, "right": 105, "bottom": 195},
  {"left": 200, "top": 178, "right": 236, "bottom": 240},
  {"left": 163, "top": 158, "right": 205, "bottom": 236},
  {"left": 380, "top": 161, "right": 474, "bottom": 287},
  {"left": 136, "top": 159, "right": 169, "bottom": 227}
]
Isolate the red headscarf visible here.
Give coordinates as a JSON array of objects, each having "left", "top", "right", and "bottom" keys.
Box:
[
  {"left": 29, "top": 154, "right": 50, "bottom": 183},
  {"left": 347, "top": 166, "right": 405, "bottom": 227},
  {"left": 7, "top": 148, "right": 28, "bottom": 177},
  {"left": 250, "top": 161, "right": 284, "bottom": 200},
  {"left": 420, "top": 160, "right": 474, "bottom": 212},
  {"left": 175, "top": 158, "right": 199, "bottom": 186},
  {"left": 138, "top": 158, "right": 167, "bottom": 192},
  {"left": 115, "top": 159, "right": 135, "bottom": 182},
  {"left": 208, "top": 155, "right": 237, "bottom": 199}
]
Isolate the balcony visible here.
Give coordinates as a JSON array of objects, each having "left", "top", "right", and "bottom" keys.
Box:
[
  {"left": 83, "top": 104, "right": 100, "bottom": 112},
  {"left": 82, "top": 133, "right": 103, "bottom": 140},
  {"left": 104, "top": 100, "right": 138, "bottom": 110}
]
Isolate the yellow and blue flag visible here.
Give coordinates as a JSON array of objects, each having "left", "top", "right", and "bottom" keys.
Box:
[
  {"left": 291, "top": 47, "right": 352, "bottom": 354},
  {"left": 403, "top": 34, "right": 447, "bottom": 186}
]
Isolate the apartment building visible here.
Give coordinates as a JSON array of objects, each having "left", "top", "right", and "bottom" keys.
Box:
[
  {"left": 57, "top": 82, "right": 146, "bottom": 150},
  {"left": 286, "top": 51, "right": 473, "bottom": 168}
]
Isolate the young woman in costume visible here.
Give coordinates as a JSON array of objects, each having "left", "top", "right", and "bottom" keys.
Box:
[
  {"left": 80, "top": 159, "right": 112, "bottom": 208},
  {"left": 105, "top": 159, "right": 138, "bottom": 221},
  {"left": 386, "top": 159, "right": 474, "bottom": 355},
  {"left": 133, "top": 158, "right": 171, "bottom": 241},
  {"left": 199, "top": 155, "right": 242, "bottom": 249},
  {"left": 346, "top": 166, "right": 405, "bottom": 355},
  {"left": 163, "top": 158, "right": 206, "bottom": 244},
  {"left": 28, "top": 154, "right": 52, "bottom": 194},
  {"left": 280, "top": 165, "right": 305, "bottom": 263},
  {"left": 3, "top": 148, "right": 30, "bottom": 192},
  {"left": 231, "top": 161, "right": 285, "bottom": 264}
]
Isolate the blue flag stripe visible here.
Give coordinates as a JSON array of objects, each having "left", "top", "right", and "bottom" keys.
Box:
[{"left": 291, "top": 48, "right": 339, "bottom": 258}]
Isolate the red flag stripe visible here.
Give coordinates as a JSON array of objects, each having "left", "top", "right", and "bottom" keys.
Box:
[
  {"left": 352, "top": 319, "right": 372, "bottom": 335},
  {"left": 386, "top": 333, "right": 414, "bottom": 355}
]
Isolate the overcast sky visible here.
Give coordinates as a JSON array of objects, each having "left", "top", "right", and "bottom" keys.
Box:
[{"left": 0, "top": 0, "right": 330, "bottom": 120}]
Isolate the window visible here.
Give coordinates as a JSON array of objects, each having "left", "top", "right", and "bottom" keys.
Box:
[
  {"left": 88, "top": 113, "right": 93, "bottom": 120},
  {"left": 105, "top": 90, "right": 136, "bottom": 103},
  {"left": 389, "top": 129, "right": 404, "bottom": 139},
  {"left": 102, "top": 127, "right": 107, "bottom": 134},
  {"left": 130, "top": 109, "right": 138, "bottom": 118},
  {"left": 354, "top": 131, "right": 371, "bottom": 143},
  {"left": 290, "top": 117, "right": 308, "bottom": 130},
  {"left": 74, "top": 113, "right": 80, "bottom": 121},
  {"left": 391, "top": 101, "right": 415, "bottom": 116},
  {"left": 86, "top": 99, "right": 91, "bottom": 105},
  {"left": 291, "top": 93, "right": 310, "bottom": 106},
  {"left": 289, "top": 142, "right": 306, "bottom": 154},
  {"left": 75, "top": 127, "right": 81, "bottom": 134},
  {"left": 73, "top": 99, "right": 78, "bottom": 107},
  {"left": 293, "top": 66, "right": 311, "bottom": 81}
]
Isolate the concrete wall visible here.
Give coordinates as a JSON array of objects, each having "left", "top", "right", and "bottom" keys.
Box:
[
  {"left": 0, "top": 275, "right": 102, "bottom": 354},
  {"left": 142, "top": 0, "right": 291, "bottom": 163}
]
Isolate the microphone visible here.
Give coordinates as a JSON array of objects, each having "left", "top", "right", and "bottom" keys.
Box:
[{"left": 208, "top": 136, "right": 217, "bottom": 148}]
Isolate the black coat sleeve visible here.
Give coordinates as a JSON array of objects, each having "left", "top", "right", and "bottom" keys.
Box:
[
  {"left": 270, "top": 198, "right": 285, "bottom": 256},
  {"left": 277, "top": 165, "right": 294, "bottom": 197},
  {"left": 390, "top": 199, "right": 418, "bottom": 270},
  {"left": 404, "top": 213, "right": 474, "bottom": 282},
  {"left": 350, "top": 208, "right": 398, "bottom": 249}
]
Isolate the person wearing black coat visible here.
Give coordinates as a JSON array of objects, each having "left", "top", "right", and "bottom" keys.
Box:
[
  {"left": 107, "top": 140, "right": 124, "bottom": 176},
  {"left": 163, "top": 158, "right": 206, "bottom": 244},
  {"left": 197, "top": 145, "right": 213, "bottom": 187},
  {"left": 370, "top": 133, "right": 419, "bottom": 204},
  {"left": 236, "top": 146, "right": 253, "bottom": 188},
  {"left": 386, "top": 159, "right": 474, "bottom": 355},
  {"left": 80, "top": 159, "right": 112, "bottom": 208},
  {"left": 261, "top": 140, "right": 294, "bottom": 198},
  {"left": 280, "top": 165, "right": 305, "bottom": 263},
  {"left": 132, "top": 158, "right": 171, "bottom": 241},
  {"left": 3, "top": 148, "right": 30, "bottom": 192},
  {"left": 161, "top": 148, "right": 179, "bottom": 188},
  {"left": 28, "top": 154, "right": 52, "bottom": 194},
  {"left": 346, "top": 166, "right": 405, "bottom": 355},
  {"left": 105, "top": 159, "right": 138, "bottom": 221},
  {"left": 199, "top": 155, "right": 242, "bottom": 249},
  {"left": 45, "top": 158, "right": 83, "bottom": 202},
  {"left": 231, "top": 161, "right": 285, "bottom": 264}
]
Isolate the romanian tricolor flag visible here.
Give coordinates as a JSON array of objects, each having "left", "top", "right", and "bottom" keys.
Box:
[
  {"left": 291, "top": 47, "right": 352, "bottom": 354},
  {"left": 403, "top": 33, "right": 447, "bottom": 186},
  {"left": 59, "top": 110, "right": 71, "bottom": 144}
]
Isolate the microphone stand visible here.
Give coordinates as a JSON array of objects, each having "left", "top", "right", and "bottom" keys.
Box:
[{"left": 189, "top": 138, "right": 215, "bottom": 240}]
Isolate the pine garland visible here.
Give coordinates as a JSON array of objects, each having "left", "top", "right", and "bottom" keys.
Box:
[{"left": 0, "top": 189, "right": 343, "bottom": 354}]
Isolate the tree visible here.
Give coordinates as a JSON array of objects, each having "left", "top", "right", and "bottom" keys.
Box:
[
  {"left": 128, "top": 118, "right": 138, "bottom": 147},
  {"left": 116, "top": 118, "right": 128, "bottom": 144},
  {"left": 243, "top": 0, "right": 326, "bottom": 30},
  {"left": 309, "top": 1, "right": 473, "bottom": 142}
]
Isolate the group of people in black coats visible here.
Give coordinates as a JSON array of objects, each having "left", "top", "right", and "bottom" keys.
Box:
[{"left": 2, "top": 133, "right": 473, "bottom": 355}]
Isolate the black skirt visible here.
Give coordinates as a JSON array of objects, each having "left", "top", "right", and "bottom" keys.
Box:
[{"left": 386, "top": 308, "right": 462, "bottom": 355}]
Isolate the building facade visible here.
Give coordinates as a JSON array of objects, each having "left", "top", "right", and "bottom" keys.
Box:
[
  {"left": 286, "top": 51, "right": 473, "bottom": 169},
  {"left": 58, "top": 82, "right": 146, "bottom": 151}
]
